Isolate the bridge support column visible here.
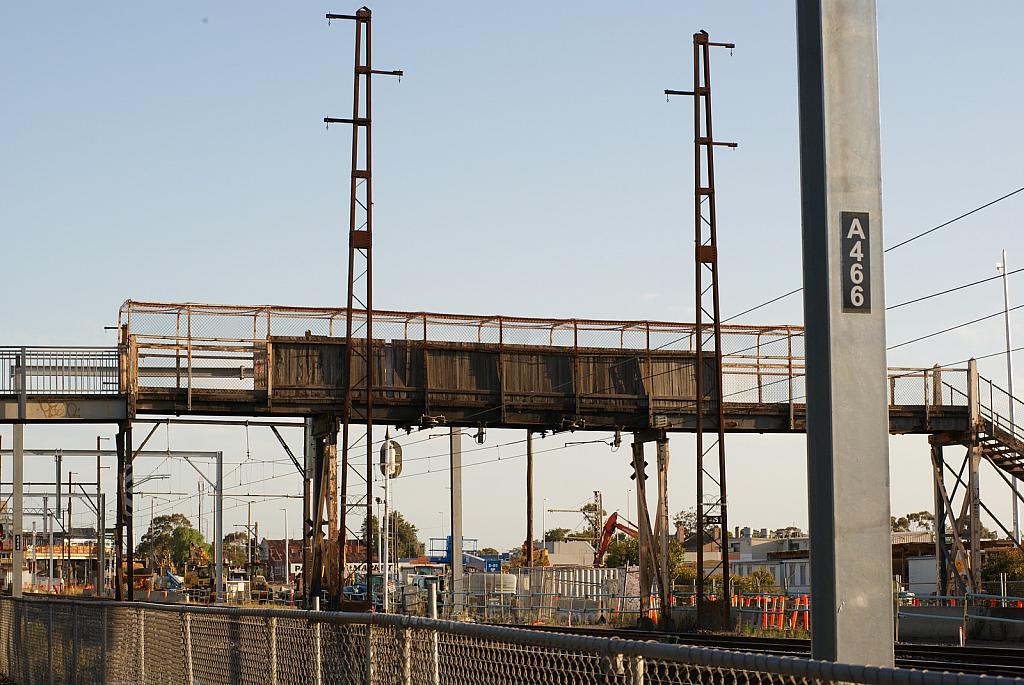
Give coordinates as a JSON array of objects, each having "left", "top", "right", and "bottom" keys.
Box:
[
  {"left": 307, "top": 416, "right": 340, "bottom": 609},
  {"left": 797, "top": 0, "right": 893, "bottom": 665},
  {"left": 114, "top": 421, "right": 133, "bottom": 600},
  {"left": 654, "top": 438, "right": 671, "bottom": 627},
  {"left": 931, "top": 445, "right": 949, "bottom": 597},
  {"left": 303, "top": 418, "right": 314, "bottom": 600},
  {"left": 450, "top": 428, "right": 463, "bottom": 616},
  {"left": 631, "top": 431, "right": 669, "bottom": 628}
]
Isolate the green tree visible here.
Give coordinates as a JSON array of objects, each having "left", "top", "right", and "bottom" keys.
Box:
[
  {"left": 890, "top": 516, "right": 910, "bottom": 532},
  {"left": 673, "top": 508, "right": 696, "bottom": 533},
  {"left": 136, "top": 513, "right": 209, "bottom": 571},
  {"left": 982, "top": 549, "right": 1024, "bottom": 581},
  {"left": 604, "top": 536, "right": 638, "bottom": 567},
  {"left": 479, "top": 547, "right": 499, "bottom": 556},
  {"left": 731, "top": 568, "right": 778, "bottom": 594},
  {"left": 906, "top": 511, "right": 935, "bottom": 532},
  {"left": 171, "top": 526, "right": 209, "bottom": 569},
  {"left": 674, "top": 563, "right": 696, "bottom": 586},
  {"left": 545, "top": 527, "right": 572, "bottom": 542},
  {"left": 361, "top": 510, "right": 424, "bottom": 558}
]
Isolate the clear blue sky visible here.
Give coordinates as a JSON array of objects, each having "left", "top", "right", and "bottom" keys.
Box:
[{"left": 3, "top": 2, "right": 1024, "bottom": 550}]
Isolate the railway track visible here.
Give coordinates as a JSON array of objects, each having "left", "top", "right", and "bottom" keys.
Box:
[{"left": 493, "top": 623, "right": 1024, "bottom": 678}]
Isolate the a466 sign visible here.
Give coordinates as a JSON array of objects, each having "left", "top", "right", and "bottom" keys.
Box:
[{"left": 840, "top": 211, "right": 871, "bottom": 313}]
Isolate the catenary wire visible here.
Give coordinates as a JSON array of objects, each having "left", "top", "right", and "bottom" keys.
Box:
[{"left": 723, "top": 185, "right": 1024, "bottom": 323}]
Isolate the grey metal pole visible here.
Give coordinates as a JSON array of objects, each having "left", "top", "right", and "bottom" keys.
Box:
[
  {"left": 12, "top": 424, "right": 23, "bottom": 597},
  {"left": 427, "top": 579, "right": 438, "bottom": 619},
  {"left": 449, "top": 428, "right": 463, "bottom": 615},
  {"left": 526, "top": 431, "right": 534, "bottom": 570},
  {"left": 383, "top": 473, "right": 390, "bottom": 612},
  {"left": 282, "top": 507, "right": 290, "bottom": 588},
  {"left": 97, "top": 436, "right": 103, "bottom": 594},
  {"left": 797, "top": 0, "right": 893, "bottom": 666},
  {"left": 998, "top": 249, "right": 1020, "bottom": 543},
  {"left": 215, "top": 451, "right": 224, "bottom": 602},
  {"left": 13, "top": 349, "right": 25, "bottom": 597},
  {"left": 99, "top": 494, "right": 106, "bottom": 596},
  {"left": 47, "top": 498, "right": 54, "bottom": 593}
]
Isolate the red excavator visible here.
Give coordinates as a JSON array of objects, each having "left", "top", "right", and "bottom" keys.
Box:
[{"left": 593, "top": 512, "right": 639, "bottom": 567}]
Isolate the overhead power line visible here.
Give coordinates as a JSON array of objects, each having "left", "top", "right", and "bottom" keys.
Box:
[
  {"left": 886, "top": 267, "right": 1024, "bottom": 311},
  {"left": 887, "top": 303, "right": 1024, "bottom": 351},
  {"left": 724, "top": 184, "right": 1024, "bottom": 322}
]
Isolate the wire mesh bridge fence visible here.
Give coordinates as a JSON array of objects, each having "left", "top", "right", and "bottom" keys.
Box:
[{"left": 1, "top": 595, "right": 1020, "bottom": 685}]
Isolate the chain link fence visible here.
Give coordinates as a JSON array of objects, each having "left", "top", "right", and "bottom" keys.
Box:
[{"left": 1, "top": 595, "right": 1021, "bottom": 685}]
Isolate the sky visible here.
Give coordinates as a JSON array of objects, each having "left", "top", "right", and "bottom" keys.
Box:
[{"left": 2, "top": 2, "right": 1024, "bottom": 552}]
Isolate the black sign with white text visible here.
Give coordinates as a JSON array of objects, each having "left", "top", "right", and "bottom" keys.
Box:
[{"left": 840, "top": 211, "right": 871, "bottom": 313}]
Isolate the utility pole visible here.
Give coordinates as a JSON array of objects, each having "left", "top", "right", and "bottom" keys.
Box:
[
  {"left": 797, "top": 0, "right": 893, "bottom": 666},
  {"left": 997, "top": 249, "right": 1020, "bottom": 543}
]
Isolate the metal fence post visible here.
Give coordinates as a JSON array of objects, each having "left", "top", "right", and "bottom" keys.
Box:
[
  {"left": 137, "top": 608, "right": 146, "bottom": 685},
  {"left": 629, "top": 655, "right": 645, "bottom": 685},
  {"left": 400, "top": 628, "right": 412, "bottom": 685},
  {"left": 268, "top": 616, "right": 277, "bottom": 685},
  {"left": 183, "top": 613, "right": 194, "bottom": 685},
  {"left": 365, "top": 623, "right": 374, "bottom": 685},
  {"left": 430, "top": 627, "right": 440, "bottom": 685},
  {"left": 71, "top": 602, "right": 78, "bottom": 685},
  {"left": 313, "top": 618, "right": 323, "bottom": 685},
  {"left": 47, "top": 604, "right": 53, "bottom": 685},
  {"left": 101, "top": 605, "right": 108, "bottom": 685}
]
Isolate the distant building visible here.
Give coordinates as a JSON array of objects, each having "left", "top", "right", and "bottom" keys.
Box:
[
  {"left": 258, "top": 538, "right": 303, "bottom": 582},
  {"left": 542, "top": 540, "right": 596, "bottom": 567}
]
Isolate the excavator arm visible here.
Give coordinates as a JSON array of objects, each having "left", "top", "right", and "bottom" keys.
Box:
[{"left": 593, "top": 512, "right": 640, "bottom": 566}]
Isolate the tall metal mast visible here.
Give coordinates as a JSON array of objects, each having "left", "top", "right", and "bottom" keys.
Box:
[
  {"left": 667, "top": 30, "right": 736, "bottom": 630},
  {"left": 325, "top": 6, "right": 402, "bottom": 608}
]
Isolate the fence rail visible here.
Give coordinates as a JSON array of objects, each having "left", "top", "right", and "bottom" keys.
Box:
[
  {"left": 0, "top": 347, "right": 120, "bottom": 396},
  {"left": 1, "top": 595, "right": 1020, "bottom": 685},
  {"left": 117, "top": 300, "right": 972, "bottom": 418}
]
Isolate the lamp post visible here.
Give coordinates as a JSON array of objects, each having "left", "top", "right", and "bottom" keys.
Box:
[{"left": 997, "top": 249, "right": 1020, "bottom": 543}]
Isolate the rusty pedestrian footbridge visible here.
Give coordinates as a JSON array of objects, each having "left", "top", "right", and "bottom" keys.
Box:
[{"left": 0, "top": 300, "right": 1021, "bottom": 480}]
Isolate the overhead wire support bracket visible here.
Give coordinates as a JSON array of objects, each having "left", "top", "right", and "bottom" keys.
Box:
[
  {"left": 322, "top": 6, "right": 403, "bottom": 610},
  {"left": 666, "top": 29, "right": 735, "bottom": 631}
]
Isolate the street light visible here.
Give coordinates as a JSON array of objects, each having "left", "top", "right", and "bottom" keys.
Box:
[{"left": 997, "top": 250, "right": 1020, "bottom": 543}]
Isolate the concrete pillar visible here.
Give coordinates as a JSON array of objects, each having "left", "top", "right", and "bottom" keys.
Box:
[
  {"left": 215, "top": 451, "right": 224, "bottom": 602},
  {"left": 655, "top": 438, "right": 671, "bottom": 623},
  {"left": 449, "top": 428, "right": 463, "bottom": 615},
  {"left": 797, "top": 0, "right": 893, "bottom": 665}
]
